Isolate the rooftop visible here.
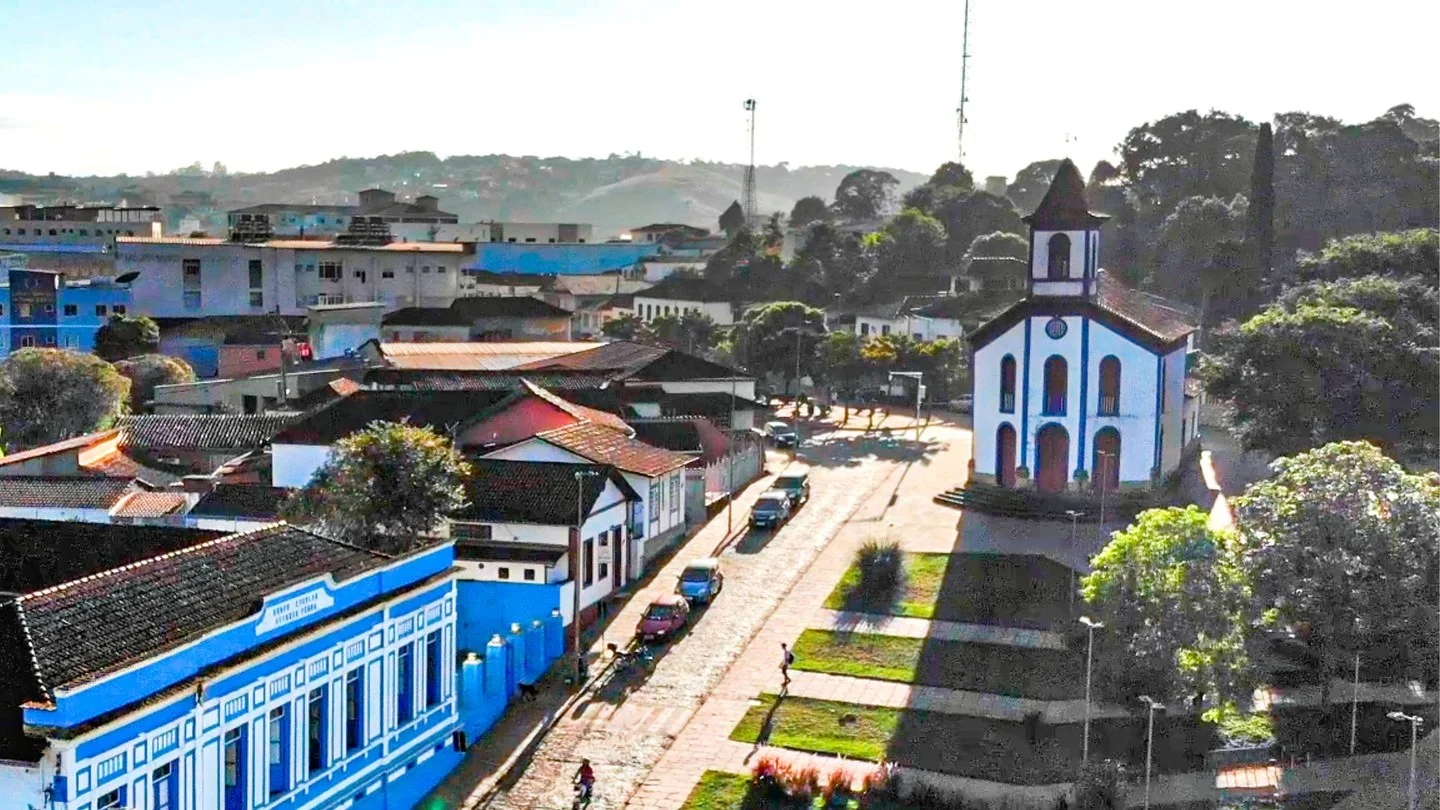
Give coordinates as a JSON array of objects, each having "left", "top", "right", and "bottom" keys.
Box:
[
  {"left": 633, "top": 273, "right": 725, "bottom": 303},
  {"left": 116, "top": 237, "right": 467, "bottom": 253},
  {"left": 534, "top": 421, "right": 693, "bottom": 477},
  {"left": 190, "top": 485, "right": 289, "bottom": 520},
  {"left": 452, "top": 541, "right": 566, "bottom": 566},
  {"left": 118, "top": 414, "right": 296, "bottom": 451},
  {"left": 272, "top": 389, "right": 511, "bottom": 445},
  {"left": 967, "top": 271, "right": 1196, "bottom": 350},
  {"left": 382, "top": 296, "right": 573, "bottom": 327},
  {"left": 0, "top": 476, "right": 136, "bottom": 510},
  {"left": 364, "top": 368, "right": 619, "bottom": 392},
  {"left": 372, "top": 340, "right": 601, "bottom": 371},
  {"left": 455, "top": 460, "right": 636, "bottom": 525}
]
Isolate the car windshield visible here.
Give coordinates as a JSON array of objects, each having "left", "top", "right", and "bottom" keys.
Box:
[
  {"left": 754, "top": 497, "right": 784, "bottom": 510},
  {"left": 767, "top": 423, "right": 792, "bottom": 433},
  {"left": 681, "top": 568, "right": 712, "bottom": 582},
  {"left": 645, "top": 605, "right": 676, "bottom": 620},
  {"left": 774, "top": 476, "right": 804, "bottom": 489}
]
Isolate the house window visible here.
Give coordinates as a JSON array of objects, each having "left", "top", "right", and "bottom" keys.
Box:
[
  {"left": 223, "top": 726, "right": 246, "bottom": 801},
  {"left": 523, "top": 568, "right": 536, "bottom": 582},
  {"left": 152, "top": 761, "right": 178, "bottom": 810},
  {"left": 183, "top": 258, "right": 201, "bottom": 282},
  {"left": 881, "top": 324, "right": 891, "bottom": 336},
  {"left": 95, "top": 304, "right": 106, "bottom": 316},
  {"left": 397, "top": 643, "right": 415, "bottom": 725},
  {"left": 1047, "top": 233, "right": 1071, "bottom": 280},
  {"left": 42, "top": 335, "right": 55, "bottom": 346},
  {"left": 112, "top": 304, "right": 126, "bottom": 315},
  {"left": 382, "top": 270, "right": 395, "bottom": 279},
  {"left": 63, "top": 304, "right": 77, "bottom": 316},
  {"left": 1098, "top": 356, "right": 1121, "bottom": 416},
  {"left": 599, "top": 561, "right": 609, "bottom": 580},
  {"left": 318, "top": 261, "right": 342, "bottom": 281},
  {"left": 42, "top": 303, "right": 54, "bottom": 314},
  {"left": 453, "top": 523, "right": 493, "bottom": 541},
  {"left": 1159, "top": 360, "right": 1168, "bottom": 413},
  {"left": 669, "top": 473, "right": 681, "bottom": 514},
  {"left": 999, "top": 355, "right": 1017, "bottom": 413},
  {"left": 307, "top": 686, "right": 329, "bottom": 772},
  {"left": 183, "top": 290, "right": 201, "bottom": 309},
  {"left": 17, "top": 303, "right": 30, "bottom": 318},
  {"left": 97, "top": 787, "right": 125, "bottom": 810},
  {"left": 249, "top": 290, "right": 264, "bottom": 308},
  {"left": 344, "top": 667, "right": 364, "bottom": 752},
  {"left": 1042, "top": 356, "right": 1067, "bottom": 415},
  {"left": 256, "top": 349, "right": 268, "bottom": 361},
  {"left": 268, "top": 705, "right": 290, "bottom": 796},
  {"left": 19, "top": 335, "right": 35, "bottom": 348},
  {"left": 248, "top": 259, "right": 264, "bottom": 289},
  {"left": 583, "top": 538, "right": 595, "bottom": 586},
  {"left": 498, "top": 567, "right": 511, "bottom": 580},
  {"left": 424, "top": 630, "right": 442, "bottom": 708},
  {"left": 421, "top": 266, "right": 431, "bottom": 274}
]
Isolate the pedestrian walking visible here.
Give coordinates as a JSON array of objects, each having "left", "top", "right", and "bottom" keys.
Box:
[{"left": 780, "top": 642, "right": 794, "bottom": 688}]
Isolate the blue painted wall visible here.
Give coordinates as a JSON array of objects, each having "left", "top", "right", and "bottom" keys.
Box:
[
  {"left": 0, "top": 270, "right": 130, "bottom": 355},
  {"left": 455, "top": 581, "right": 561, "bottom": 655},
  {"left": 466, "top": 243, "right": 660, "bottom": 275}
]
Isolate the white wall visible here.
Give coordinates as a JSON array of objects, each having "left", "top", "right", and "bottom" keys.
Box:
[
  {"left": 856, "top": 315, "right": 963, "bottom": 342},
  {"left": 972, "top": 321, "right": 1026, "bottom": 479},
  {"left": 632, "top": 297, "right": 733, "bottom": 327},
  {"left": 0, "top": 506, "right": 113, "bottom": 523},
  {"left": 310, "top": 321, "right": 381, "bottom": 360},
  {"left": 0, "top": 759, "right": 43, "bottom": 808},
  {"left": 1159, "top": 346, "right": 1187, "bottom": 476},
  {"left": 640, "top": 260, "right": 705, "bottom": 282},
  {"left": 272, "top": 443, "right": 334, "bottom": 488},
  {"left": 1085, "top": 321, "right": 1164, "bottom": 484},
  {"left": 660, "top": 379, "right": 757, "bottom": 399}
]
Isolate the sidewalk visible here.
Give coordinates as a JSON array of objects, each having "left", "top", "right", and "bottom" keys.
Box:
[
  {"left": 816, "top": 609, "right": 1067, "bottom": 650},
  {"left": 782, "top": 669, "right": 1130, "bottom": 723}
]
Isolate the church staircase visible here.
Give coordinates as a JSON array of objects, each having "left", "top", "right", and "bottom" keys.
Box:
[{"left": 933, "top": 481, "right": 1160, "bottom": 522}]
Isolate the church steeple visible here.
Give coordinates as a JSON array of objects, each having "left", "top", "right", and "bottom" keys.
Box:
[{"left": 1024, "top": 159, "right": 1108, "bottom": 298}]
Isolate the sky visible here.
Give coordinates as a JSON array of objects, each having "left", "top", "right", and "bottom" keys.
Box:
[{"left": 2, "top": 0, "right": 1437, "bottom": 181}]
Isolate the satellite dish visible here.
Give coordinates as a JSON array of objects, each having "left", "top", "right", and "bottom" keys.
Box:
[{"left": 114, "top": 271, "right": 140, "bottom": 284}]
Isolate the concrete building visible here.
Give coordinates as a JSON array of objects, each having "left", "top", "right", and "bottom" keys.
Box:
[
  {"left": 381, "top": 297, "right": 573, "bottom": 343},
  {"left": 626, "top": 223, "right": 710, "bottom": 244},
  {"left": 116, "top": 237, "right": 473, "bottom": 318},
  {"left": 0, "top": 268, "right": 132, "bottom": 354},
  {"left": 631, "top": 275, "right": 733, "bottom": 327},
  {"left": 427, "top": 222, "right": 593, "bottom": 245},
  {"left": 226, "top": 188, "right": 458, "bottom": 241},
  {"left": 0, "top": 204, "right": 163, "bottom": 245},
  {"left": 968, "top": 159, "right": 1197, "bottom": 493}
]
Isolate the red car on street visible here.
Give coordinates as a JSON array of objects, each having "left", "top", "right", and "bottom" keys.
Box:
[{"left": 638, "top": 593, "right": 690, "bottom": 642}]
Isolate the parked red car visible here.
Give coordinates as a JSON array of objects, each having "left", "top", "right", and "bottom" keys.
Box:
[{"left": 638, "top": 593, "right": 690, "bottom": 642}]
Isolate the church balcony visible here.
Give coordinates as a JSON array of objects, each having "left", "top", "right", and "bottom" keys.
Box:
[
  {"left": 1000, "top": 392, "right": 1015, "bottom": 413},
  {"left": 1098, "top": 396, "right": 1119, "bottom": 416},
  {"left": 1041, "top": 394, "right": 1066, "bottom": 416}
]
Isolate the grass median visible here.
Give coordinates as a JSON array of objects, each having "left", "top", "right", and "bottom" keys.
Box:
[{"left": 790, "top": 629, "right": 1083, "bottom": 701}]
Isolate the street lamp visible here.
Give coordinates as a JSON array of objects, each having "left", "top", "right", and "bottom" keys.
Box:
[
  {"left": 1095, "top": 450, "right": 1114, "bottom": 540},
  {"left": 1079, "top": 616, "right": 1103, "bottom": 763},
  {"left": 572, "top": 469, "right": 604, "bottom": 683},
  {"left": 1350, "top": 651, "right": 1361, "bottom": 756},
  {"left": 1387, "top": 711, "right": 1424, "bottom": 810},
  {"left": 1065, "top": 510, "right": 1085, "bottom": 615},
  {"left": 1138, "top": 695, "right": 1166, "bottom": 810}
]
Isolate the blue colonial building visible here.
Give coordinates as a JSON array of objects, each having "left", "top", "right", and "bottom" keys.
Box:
[
  {"left": 0, "top": 518, "right": 563, "bottom": 810},
  {"left": 0, "top": 268, "right": 132, "bottom": 355}
]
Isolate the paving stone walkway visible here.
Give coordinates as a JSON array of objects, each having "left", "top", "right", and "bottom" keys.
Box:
[
  {"left": 781, "top": 669, "right": 1130, "bottom": 723},
  {"left": 816, "top": 609, "right": 1068, "bottom": 650}
]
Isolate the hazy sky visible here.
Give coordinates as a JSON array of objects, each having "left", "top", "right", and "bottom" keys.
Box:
[{"left": 3, "top": 0, "right": 1436, "bottom": 181}]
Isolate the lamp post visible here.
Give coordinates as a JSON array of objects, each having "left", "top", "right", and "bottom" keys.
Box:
[
  {"left": 572, "top": 469, "right": 603, "bottom": 683},
  {"left": 1065, "top": 510, "right": 1085, "bottom": 615},
  {"left": 1387, "top": 711, "right": 1423, "bottom": 810},
  {"left": 1079, "top": 616, "right": 1103, "bottom": 763},
  {"left": 1096, "top": 450, "right": 1114, "bottom": 539},
  {"left": 1138, "top": 695, "right": 1165, "bottom": 810},
  {"left": 1350, "top": 652, "right": 1361, "bottom": 756},
  {"left": 793, "top": 327, "right": 802, "bottom": 456},
  {"left": 727, "top": 376, "right": 737, "bottom": 533}
]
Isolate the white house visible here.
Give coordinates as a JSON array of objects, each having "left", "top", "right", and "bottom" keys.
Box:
[
  {"left": 968, "top": 159, "right": 1197, "bottom": 493},
  {"left": 631, "top": 275, "right": 734, "bottom": 327}
]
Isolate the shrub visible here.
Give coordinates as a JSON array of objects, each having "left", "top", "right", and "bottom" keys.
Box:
[
  {"left": 822, "top": 767, "right": 851, "bottom": 802},
  {"left": 750, "top": 755, "right": 784, "bottom": 799},
  {"left": 781, "top": 763, "right": 821, "bottom": 802},
  {"left": 856, "top": 538, "right": 904, "bottom": 597}
]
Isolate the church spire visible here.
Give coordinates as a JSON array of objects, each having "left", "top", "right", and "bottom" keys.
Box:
[{"left": 1022, "top": 159, "right": 1107, "bottom": 230}]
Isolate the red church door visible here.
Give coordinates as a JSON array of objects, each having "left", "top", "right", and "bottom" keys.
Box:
[
  {"left": 1092, "top": 428, "right": 1121, "bottom": 491},
  {"left": 996, "top": 425, "right": 1017, "bottom": 488},
  {"left": 1035, "top": 424, "right": 1070, "bottom": 493}
]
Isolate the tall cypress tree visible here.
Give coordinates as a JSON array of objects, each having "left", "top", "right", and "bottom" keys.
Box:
[{"left": 1244, "top": 122, "right": 1276, "bottom": 302}]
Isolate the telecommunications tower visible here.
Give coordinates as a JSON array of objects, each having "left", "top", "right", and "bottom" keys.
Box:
[
  {"left": 956, "top": 0, "right": 971, "bottom": 160},
  {"left": 743, "top": 98, "right": 757, "bottom": 226}
]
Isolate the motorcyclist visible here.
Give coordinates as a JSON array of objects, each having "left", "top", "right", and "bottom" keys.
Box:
[{"left": 574, "top": 758, "right": 596, "bottom": 804}]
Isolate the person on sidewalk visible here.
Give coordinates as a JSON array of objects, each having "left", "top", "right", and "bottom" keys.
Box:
[{"left": 780, "top": 642, "right": 794, "bottom": 688}]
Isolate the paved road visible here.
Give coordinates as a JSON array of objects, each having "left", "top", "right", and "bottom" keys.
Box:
[{"left": 477, "top": 429, "right": 932, "bottom": 809}]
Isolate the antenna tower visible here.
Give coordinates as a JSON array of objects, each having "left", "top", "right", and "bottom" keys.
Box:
[
  {"left": 742, "top": 98, "right": 758, "bottom": 226},
  {"left": 956, "top": 0, "right": 971, "bottom": 161}
]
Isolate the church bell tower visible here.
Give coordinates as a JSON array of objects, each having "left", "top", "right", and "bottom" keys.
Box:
[{"left": 1023, "top": 159, "right": 1108, "bottom": 298}]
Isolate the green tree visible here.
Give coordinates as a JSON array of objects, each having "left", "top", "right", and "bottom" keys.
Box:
[
  {"left": 1005, "top": 159, "right": 1065, "bottom": 213},
  {"left": 1233, "top": 441, "right": 1440, "bottom": 695},
  {"left": 762, "top": 212, "right": 785, "bottom": 249},
  {"left": 113, "top": 354, "right": 197, "bottom": 413},
  {"left": 1073, "top": 760, "right": 1128, "bottom": 810},
  {"left": 1199, "top": 275, "right": 1439, "bottom": 462},
  {"left": 961, "top": 231, "right": 1029, "bottom": 293},
  {"left": 832, "top": 169, "right": 898, "bottom": 222},
  {"left": 873, "top": 208, "right": 948, "bottom": 284},
  {"left": 1293, "top": 228, "right": 1438, "bottom": 283},
  {"left": 601, "top": 312, "right": 643, "bottom": 341},
  {"left": 1117, "top": 110, "right": 1256, "bottom": 216},
  {"left": 719, "top": 200, "right": 746, "bottom": 234},
  {"left": 1245, "top": 122, "right": 1276, "bottom": 293},
  {"left": 901, "top": 161, "right": 975, "bottom": 213},
  {"left": 280, "top": 421, "right": 473, "bottom": 554},
  {"left": 647, "top": 311, "right": 718, "bottom": 354},
  {"left": 1082, "top": 506, "right": 1255, "bottom": 707},
  {"left": 0, "top": 348, "right": 130, "bottom": 450},
  {"left": 820, "top": 330, "right": 867, "bottom": 421},
  {"left": 932, "top": 191, "right": 1025, "bottom": 268},
  {"left": 1151, "top": 194, "right": 1248, "bottom": 308},
  {"left": 93, "top": 313, "right": 161, "bottom": 361},
  {"left": 788, "top": 195, "right": 828, "bottom": 229},
  {"left": 732, "top": 301, "right": 827, "bottom": 395},
  {"left": 789, "top": 222, "right": 870, "bottom": 303}
]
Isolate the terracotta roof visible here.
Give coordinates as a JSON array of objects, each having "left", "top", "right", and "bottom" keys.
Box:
[
  {"left": 629, "top": 420, "right": 703, "bottom": 455},
  {"left": 516, "top": 341, "right": 666, "bottom": 374},
  {"left": 535, "top": 422, "right": 693, "bottom": 477},
  {"left": 0, "top": 476, "right": 135, "bottom": 509},
  {"left": 633, "top": 274, "right": 725, "bottom": 303},
  {"left": 0, "top": 429, "right": 117, "bottom": 469},
  {"left": 452, "top": 541, "right": 566, "bottom": 565},
  {"left": 376, "top": 341, "right": 600, "bottom": 371},
  {"left": 190, "top": 485, "right": 289, "bottom": 520},
  {"left": 118, "top": 414, "right": 295, "bottom": 451},
  {"left": 117, "top": 237, "right": 466, "bottom": 253},
  {"left": 365, "top": 368, "right": 618, "bottom": 391},
  {"left": 967, "top": 272, "right": 1196, "bottom": 352},
  {"left": 112, "top": 491, "right": 189, "bottom": 518},
  {"left": 382, "top": 296, "right": 572, "bottom": 326},
  {"left": 521, "top": 380, "right": 632, "bottom": 434},
  {"left": 1094, "top": 275, "right": 1196, "bottom": 343},
  {"left": 455, "top": 460, "right": 637, "bottom": 525},
  {"left": 272, "top": 389, "right": 511, "bottom": 444},
  {"left": 1021, "top": 158, "right": 1108, "bottom": 229},
  {"left": 82, "top": 449, "right": 183, "bottom": 487},
  {"left": 14, "top": 525, "right": 390, "bottom": 694}
]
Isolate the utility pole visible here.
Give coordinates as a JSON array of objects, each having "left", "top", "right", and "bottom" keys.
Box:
[
  {"left": 1079, "top": 616, "right": 1103, "bottom": 763},
  {"left": 1139, "top": 695, "right": 1165, "bottom": 810},
  {"left": 955, "top": 0, "right": 971, "bottom": 161},
  {"left": 1065, "top": 510, "right": 1085, "bottom": 615},
  {"left": 572, "top": 469, "right": 602, "bottom": 683},
  {"left": 743, "top": 99, "right": 758, "bottom": 227},
  {"left": 1387, "top": 711, "right": 1423, "bottom": 810}
]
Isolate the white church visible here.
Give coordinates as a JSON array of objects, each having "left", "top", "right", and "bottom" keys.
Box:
[{"left": 969, "top": 159, "right": 1200, "bottom": 494}]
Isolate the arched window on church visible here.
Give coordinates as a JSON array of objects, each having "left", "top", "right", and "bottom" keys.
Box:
[
  {"left": 1042, "top": 356, "right": 1067, "bottom": 415},
  {"left": 1047, "top": 233, "right": 1071, "bottom": 280},
  {"left": 1098, "top": 356, "right": 1121, "bottom": 415},
  {"left": 999, "top": 355, "right": 1016, "bottom": 413}
]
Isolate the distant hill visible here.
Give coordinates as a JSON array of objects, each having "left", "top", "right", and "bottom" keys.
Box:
[{"left": 0, "top": 152, "right": 927, "bottom": 237}]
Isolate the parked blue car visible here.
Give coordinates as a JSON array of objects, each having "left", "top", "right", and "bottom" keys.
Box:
[{"left": 677, "top": 557, "right": 724, "bottom": 603}]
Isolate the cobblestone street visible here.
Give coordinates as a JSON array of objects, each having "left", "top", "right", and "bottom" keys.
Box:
[{"left": 472, "top": 417, "right": 946, "bottom": 809}]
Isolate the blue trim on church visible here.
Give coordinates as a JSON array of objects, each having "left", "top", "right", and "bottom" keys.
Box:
[
  {"left": 1077, "top": 317, "right": 1090, "bottom": 473},
  {"left": 1020, "top": 318, "right": 1032, "bottom": 467}
]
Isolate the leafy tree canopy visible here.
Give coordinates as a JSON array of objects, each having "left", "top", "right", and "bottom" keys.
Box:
[
  {"left": 0, "top": 348, "right": 130, "bottom": 450},
  {"left": 874, "top": 208, "right": 948, "bottom": 282},
  {"left": 646, "top": 311, "right": 719, "bottom": 354},
  {"left": 600, "top": 312, "right": 642, "bottom": 341},
  {"left": 788, "top": 195, "right": 829, "bottom": 229},
  {"left": 1293, "top": 227, "right": 1438, "bottom": 283},
  {"left": 93, "top": 313, "right": 160, "bottom": 362},
  {"left": 732, "top": 301, "right": 827, "bottom": 390},
  {"left": 1005, "top": 159, "right": 1065, "bottom": 214},
  {"left": 1200, "top": 274, "right": 1439, "bottom": 462},
  {"left": 280, "top": 421, "right": 473, "bottom": 554},
  {"left": 113, "top": 354, "right": 197, "bottom": 413},
  {"left": 832, "top": 169, "right": 898, "bottom": 222}
]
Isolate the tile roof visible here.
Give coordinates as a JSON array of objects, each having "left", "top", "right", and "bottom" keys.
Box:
[
  {"left": 364, "top": 368, "right": 618, "bottom": 391},
  {"left": 535, "top": 422, "right": 693, "bottom": 477},
  {"left": 633, "top": 274, "right": 725, "bottom": 302},
  {"left": 190, "top": 485, "right": 289, "bottom": 520},
  {"left": 967, "top": 272, "right": 1196, "bottom": 351},
  {"left": 382, "top": 296, "right": 572, "bottom": 326},
  {"left": 15, "top": 525, "right": 390, "bottom": 695},
  {"left": 111, "top": 491, "right": 189, "bottom": 518},
  {"left": 1094, "top": 274, "right": 1197, "bottom": 343},
  {"left": 82, "top": 449, "right": 184, "bottom": 487},
  {"left": 515, "top": 341, "right": 666, "bottom": 374},
  {"left": 0, "top": 476, "right": 135, "bottom": 509},
  {"left": 455, "top": 460, "right": 636, "bottom": 525},
  {"left": 272, "top": 389, "right": 512, "bottom": 444},
  {"left": 629, "top": 419, "right": 704, "bottom": 455},
  {"left": 376, "top": 341, "right": 600, "bottom": 371},
  {"left": 0, "top": 429, "right": 117, "bottom": 470},
  {"left": 520, "top": 380, "right": 632, "bottom": 434},
  {"left": 452, "top": 541, "right": 566, "bottom": 565},
  {"left": 118, "top": 414, "right": 296, "bottom": 451}
]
